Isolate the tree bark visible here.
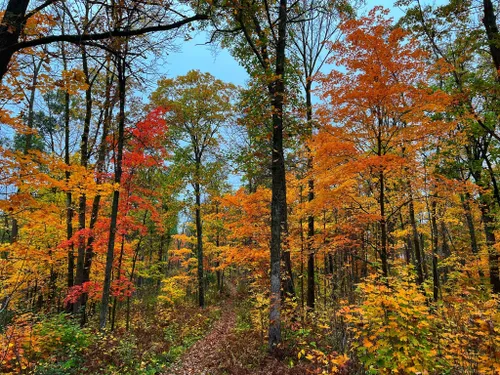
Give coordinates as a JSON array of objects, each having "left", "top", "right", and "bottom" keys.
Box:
[
  {"left": 78, "top": 61, "right": 114, "bottom": 325},
  {"left": 305, "top": 81, "right": 315, "bottom": 310},
  {"left": 480, "top": 198, "right": 500, "bottom": 293},
  {"left": 461, "top": 193, "right": 479, "bottom": 254},
  {"left": 111, "top": 236, "right": 125, "bottom": 330},
  {"left": 268, "top": 0, "right": 288, "bottom": 350},
  {"left": 100, "top": 55, "right": 126, "bottom": 330},
  {"left": 195, "top": 172, "right": 205, "bottom": 308},
  {"left": 379, "top": 172, "right": 388, "bottom": 279},
  {"left": 482, "top": 0, "right": 500, "bottom": 76},
  {"left": 408, "top": 186, "right": 425, "bottom": 285},
  {"left": 0, "top": 0, "right": 30, "bottom": 81},
  {"left": 430, "top": 199, "right": 439, "bottom": 301},
  {"left": 63, "top": 50, "right": 74, "bottom": 289},
  {"left": 74, "top": 45, "right": 92, "bottom": 314},
  {"left": 468, "top": 143, "right": 500, "bottom": 293}
]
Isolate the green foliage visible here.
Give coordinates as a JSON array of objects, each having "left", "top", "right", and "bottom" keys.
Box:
[
  {"left": 32, "top": 314, "right": 91, "bottom": 375},
  {"left": 235, "top": 300, "right": 254, "bottom": 332}
]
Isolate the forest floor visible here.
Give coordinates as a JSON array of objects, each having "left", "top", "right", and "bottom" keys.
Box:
[{"left": 164, "top": 296, "right": 308, "bottom": 375}]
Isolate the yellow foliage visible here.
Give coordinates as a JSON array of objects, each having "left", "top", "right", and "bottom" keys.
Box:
[
  {"left": 343, "top": 268, "right": 500, "bottom": 374},
  {"left": 159, "top": 275, "right": 191, "bottom": 306}
]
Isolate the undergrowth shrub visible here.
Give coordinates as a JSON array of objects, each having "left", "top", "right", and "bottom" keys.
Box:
[{"left": 342, "top": 268, "right": 500, "bottom": 375}]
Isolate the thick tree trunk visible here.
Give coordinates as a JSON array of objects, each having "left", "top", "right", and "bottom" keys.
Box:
[
  {"left": 0, "top": 0, "right": 30, "bottom": 80},
  {"left": 100, "top": 56, "right": 126, "bottom": 330},
  {"left": 268, "top": 0, "right": 288, "bottom": 351},
  {"left": 479, "top": 199, "right": 500, "bottom": 293},
  {"left": 305, "top": 81, "right": 315, "bottom": 310},
  {"left": 482, "top": 0, "right": 500, "bottom": 76},
  {"left": 64, "top": 74, "right": 74, "bottom": 289}
]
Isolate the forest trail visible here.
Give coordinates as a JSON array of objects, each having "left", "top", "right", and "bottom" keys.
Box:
[
  {"left": 164, "top": 295, "right": 306, "bottom": 375},
  {"left": 165, "top": 303, "right": 237, "bottom": 375}
]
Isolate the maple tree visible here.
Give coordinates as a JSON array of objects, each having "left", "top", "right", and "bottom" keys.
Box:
[
  {"left": 318, "top": 7, "right": 450, "bottom": 281},
  {"left": 289, "top": 0, "right": 349, "bottom": 311}
]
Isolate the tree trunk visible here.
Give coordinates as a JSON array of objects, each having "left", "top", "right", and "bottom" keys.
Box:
[
  {"left": 430, "top": 199, "right": 439, "bottom": 301},
  {"left": 461, "top": 193, "right": 479, "bottom": 254},
  {"left": 268, "top": 0, "right": 288, "bottom": 351},
  {"left": 100, "top": 56, "right": 126, "bottom": 330},
  {"left": 408, "top": 186, "right": 425, "bottom": 285},
  {"left": 479, "top": 198, "right": 500, "bottom": 293},
  {"left": 484, "top": 154, "right": 500, "bottom": 207},
  {"left": 111, "top": 236, "right": 125, "bottom": 330},
  {"left": 73, "top": 46, "right": 93, "bottom": 315},
  {"left": 482, "top": 0, "right": 500, "bottom": 76},
  {"left": 305, "top": 81, "right": 315, "bottom": 310},
  {"left": 468, "top": 142, "right": 500, "bottom": 294},
  {"left": 64, "top": 72, "right": 74, "bottom": 289},
  {"left": 80, "top": 62, "right": 114, "bottom": 325},
  {"left": 215, "top": 206, "right": 222, "bottom": 294},
  {"left": 195, "top": 175, "right": 204, "bottom": 308},
  {"left": 400, "top": 212, "right": 412, "bottom": 265},
  {"left": 59, "top": 14, "right": 74, "bottom": 294},
  {"left": 0, "top": 0, "right": 30, "bottom": 80},
  {"left": 379, "top": 170, "right": 388, "bottom": 279},
  {"left": 126, "top": 234, "right": 144, "bottom": 331}
]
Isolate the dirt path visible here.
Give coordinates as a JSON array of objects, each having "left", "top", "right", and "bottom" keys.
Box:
[
  {"left": 163, "top": 300, "right": 308, "bottom": 375},
  {"left": 164, "top": 305, "right": 237, "bottom": 375}
]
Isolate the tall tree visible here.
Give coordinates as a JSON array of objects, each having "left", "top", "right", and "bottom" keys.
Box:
[
  {"left": 399, "top": 0, "right": 500, "bottom": 293},
  {"left": 214, "top": 0, "right": 305, "bottom": 348},
  {"left": 99, "top": 50, "right": 127, "bottom": 330},
  {"left": 319, "top": 7, "right": 449, "bottom": 281},
  {"left": 290, "top": 0, "right": 349, "bottom": 310},
  {"left": 151, "top": 70, "right": 234, "bottom": 308}
]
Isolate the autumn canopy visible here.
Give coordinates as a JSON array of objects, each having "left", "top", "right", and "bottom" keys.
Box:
[{"left": 1, "top": 0, "right": 500, "bottom": 374}]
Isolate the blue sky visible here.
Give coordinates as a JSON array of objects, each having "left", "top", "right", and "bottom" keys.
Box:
[
  {"left": 158, "top": 0, "right": 404, "bottom": 88},
  {"left": 158, "top": 35, "right": 249, "bottom": 87},
  {"left": 155, "top": 0, "right": 406, "bottom": 191}
]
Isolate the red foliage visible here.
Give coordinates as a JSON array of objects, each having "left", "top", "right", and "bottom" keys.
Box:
[
  {"left": 64, "top": 281, "right": 103, "bottom": 304},
  {"left": 110, "top": 276, "right": 135, "bottom": 301}
]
